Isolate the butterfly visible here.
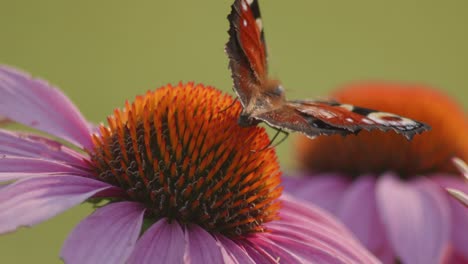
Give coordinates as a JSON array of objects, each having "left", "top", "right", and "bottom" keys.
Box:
[{"left": 225, "top": 0, "right": 430, "bottom": 140}]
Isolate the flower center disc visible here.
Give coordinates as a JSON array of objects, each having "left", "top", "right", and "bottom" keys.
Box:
[{"left": 89, "top": 83, "right": 282, "bottom": 237}]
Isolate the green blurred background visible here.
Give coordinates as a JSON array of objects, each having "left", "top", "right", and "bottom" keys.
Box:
[{"left": 0, "top": 0, "right": 467, "bottom": 262}]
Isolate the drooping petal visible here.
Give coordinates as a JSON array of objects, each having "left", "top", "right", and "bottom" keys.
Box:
[
  {"left": 0, "top": 156, "right": 90, "bottom": 182},
  {"left": 185, "top": 224, "right": 224, "bottom": 263},
  {"left": 337, "top": 176, "right": 394, "bottom": 263},
  {"left": 376, "top": 174, "right": 451, "bottom": 264},
  {"left": 433, "top": 176, "right": 468, "bottom": 259},
  {"left": 246, "top": 235, "right": 310, "bottom": 263},
  {"left": 0, "top": 65, "right": 93, "bottom": 149},
  {"left": 268, "top": 221, "right": 380, "bottom": 264},
  {"left": 127, "top": 218, "right": 185, "bottom": 264},
  {"left": 215, "top": 235, "right": 256, "bottom": 264},
  {"left": 0, "top": 175, "right": 120, "bottom": 234},
  {"left": 281, "top": 174, "right": 350, "bottom": 214},
  {"left": 278, "top": 194, "right": 352, "bottom": 236},
  {"left": 0, "top": 129, "right": 88, "bottom": 168},
  {"left": 61, "top": 202, "right": 145, "bottom": 264},
  {"left": 271, "top": 195, "right": 380, "bottom": 264},
  {"left": 242, "top": 240, "right": 287, "bottom": 263}
]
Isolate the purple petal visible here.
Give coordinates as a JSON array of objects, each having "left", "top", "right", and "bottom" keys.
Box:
[
  {"left": 128, "top": 218, "right": 185, "bottom": 264},
  {"left": 433, "top": 176, "right": 468, "bottom": 259},
  {"left": 337, "top": 176, "right": 394, "bottom": 263},
  {"left": 0, "top": 129, "right": 88, "bottom": 168},
  {"left": 244, "top": 235, "right": 306, "bottom": 263},
  {"left": 267, "top": 222, "right": 379, "bottom": 264},
  {"left": 185, "top": 224, "right": 224, "bottom": 263},
  {"left": 249, "top": 233, "right": 355, "bottom": 264},
  {"left": 239, "top": 241, "right": 281, "bottom": 263},
  {"left": 272, "top": 195, "right": 380, "bottom": 263},
  {"left": 61, "top": 202, "right": 145, "bottom": 264},
  {"left": 282, "top": 174, "right": 350, "bottom": 214},
  {"left": 0, "top": 175, "right": 119, "bottom": 234},
  {"left": 0, "top": 65, "right": 92, "bottom": 149},
  {"left": 376, "top": 174, "right": 451, "bottom": 264},
  {"left": 278, "top": 194, "right": 352, "bottom": 236},
  {"left": 215, "top": 235, "right": 256, "bottom": 264},
  {"left": 0, "top": 156, "right": 91, "bottom": 182}
]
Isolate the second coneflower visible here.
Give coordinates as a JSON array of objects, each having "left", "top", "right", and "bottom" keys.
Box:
[
  {"left": 0, "top": 66, "right": 379, "bottom": 264},
  {"left": 284, "top": 82, "right": 468, "bottom": 264}
]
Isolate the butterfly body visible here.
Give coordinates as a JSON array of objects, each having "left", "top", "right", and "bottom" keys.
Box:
[
  {"left": 237, "top": 79, "right": 285, "bottom": 127},
  {"left": 226, "top": 0, "right": 430, "bottom": 140}
]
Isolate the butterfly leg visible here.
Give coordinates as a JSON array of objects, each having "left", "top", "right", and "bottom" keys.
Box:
[
  {"left": 219, "top": 98, "right": 238, "bottom": 112},
  {"left": 252, "top": 128, "right": 289, "bottom": 152}
]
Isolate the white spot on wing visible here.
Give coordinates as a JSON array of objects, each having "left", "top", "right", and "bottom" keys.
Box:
[
  {"left": 339, "top": 104, "right": 354, "bottom": 111},
  {"left": 256, "top": 18, "right": 263, "bottom": 31},
  {"left": 362, "top": 118, "right": 374, "bottom": 124},
  {"left": 241, "top": 1, "right": 248, "bottom": 11},
  {"left": 346, "top": 118, "right": 354, "bottom": 123},
  {"left": 243, "top": 19, "right": 248, "bottom": 27}
]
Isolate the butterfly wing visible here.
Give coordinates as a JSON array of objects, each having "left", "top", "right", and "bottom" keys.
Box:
[
  {"left": 254, "top": 101, "right": 430, "bottom": 140},
  {"left": 254, "top": 104, "right": 355, "bottom": 139},
  {"left": 226, "top": 0, "right": 268, "bottom": 107}
]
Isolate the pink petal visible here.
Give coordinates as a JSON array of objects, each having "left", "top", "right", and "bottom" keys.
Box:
[
  {"left": 337, "top": 176, "right": 394, "bottom": 263},
  {"left": 376, "top": 174, "right": 451, "bottom": 264},
  {"left": 282, "top": 174, "right": 350, "bottom": 214},
  {"left": 0, "top": 175, "right": 119, "bottom": 234},
  {"left": 433, "top": 176, "right": 468, "bottom": 259},
  {"left": 272, "top": 195, "right": 380, "bottom": 264},
  {"left": 61, "top": 202, "right": 145, "bottom": 264},
  {"left": 278, "top": 194, "right": 352, "bottom": 236},
  {"left": 239, "top": 241, "right": 281, "bottom": 263},
  {"left": 128, "top": 218, "right": 185, "bottom": 264},
  {"left": 267, "top": 222, "right": 379, "bottom": 264},
  {"left": 0, "top": 65, "right": 92, "bottom": 149},
  {"left": 0, "top": 129, "right": 88, "bottom": 168},
  {"left": 0, "top": 156, "right": 90, "bottom": 182},
  {"left": 215, "top": 235, "right": 256, "bottom": 264},
  {"left": 244, "top": 235, "right": 307, "bottom": 263},
  {"left": 250, "top": 233, "right": 360, "bottom": 264},
  {"left": 185, "top": 224, "right": 224, "bottom": 263}
]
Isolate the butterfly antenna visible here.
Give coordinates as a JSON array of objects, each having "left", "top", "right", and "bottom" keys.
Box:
[
  {"left": 219, "top": 98, "right": 238, "bottom": 112},
  {"left": 251, "top": 129, "right": 289, "bottom": 152}
]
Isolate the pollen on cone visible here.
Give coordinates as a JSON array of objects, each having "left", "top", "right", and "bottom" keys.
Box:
[
  {"left": 295, "top": 83, "right": 468, "bottom": 177},
  {"left": 89, "top": 83, "right": 282, "bottom": 237}
]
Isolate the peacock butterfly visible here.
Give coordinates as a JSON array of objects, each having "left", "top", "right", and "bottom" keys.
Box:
[{"left": 225, "top": 0, "right": 430, "bottom": 140}]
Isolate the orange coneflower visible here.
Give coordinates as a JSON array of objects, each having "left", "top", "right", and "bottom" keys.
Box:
[
  {"left": 284, "top": 82, "right": 468, "bottom": 264},
  {"left": 0, "top": 66, "right": 379, "bottom": 264}
]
